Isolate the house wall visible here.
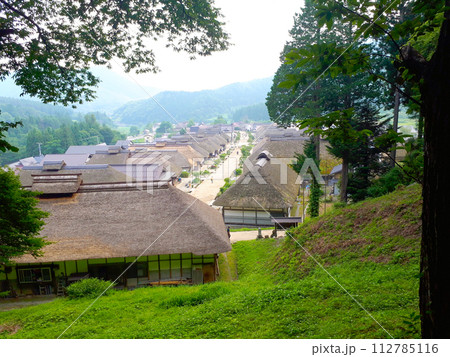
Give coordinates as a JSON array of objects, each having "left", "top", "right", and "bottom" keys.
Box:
[
  {"left": 223, "top": 207, "right": 286, "bottom": 227},
  {"left": 0, "top": 253, "right": 216, "bottom": 296}
]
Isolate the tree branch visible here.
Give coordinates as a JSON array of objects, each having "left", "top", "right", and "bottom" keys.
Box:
[
  {"left": 332, "top": 0, "right": 404, "bottom": 60},
  {"left": 383, "top": 149, "right": 423, "bottom": 186},
  {"left": 367, "top": 68, "right": 423, "bottom": 108},
  {"left": 398, "top": 45, "right": 429, "bottom": 80},
  {"left": 0, "top": 0, "right": 63, "bottom": 71}
]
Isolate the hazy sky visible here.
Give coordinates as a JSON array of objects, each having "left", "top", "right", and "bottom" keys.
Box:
[{"left": 111, "top": 0, "right": 303, "bottom": 92}]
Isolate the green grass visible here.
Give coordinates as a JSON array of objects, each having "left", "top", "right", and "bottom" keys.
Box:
[{"left": 0, "top": 185, "right": 421, "bottom": 339}]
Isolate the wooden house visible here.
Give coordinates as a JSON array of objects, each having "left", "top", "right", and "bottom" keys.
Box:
[
  {"left": 213, "top": 151, "right": 300, "bottom": 227},
  {"left": 0, "top": 163, "right": 231, "bottom": 296}
]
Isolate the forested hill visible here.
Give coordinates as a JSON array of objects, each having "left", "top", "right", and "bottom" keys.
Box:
[
  {"left": 0, "top": 97, "right": 122, "bottom": 165},
  {"left": 0, "top": 97, "right": 78, "bottom": 122},
  {"left": 112, "top": 78, "right": 272, "bottom": 125}
]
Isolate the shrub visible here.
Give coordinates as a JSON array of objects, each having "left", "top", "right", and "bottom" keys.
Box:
[
  {"left": 180, "top": 171, "right": 189, "bottom": 178},
  {"left": 192, "top": 178, "right": 201, "bottom": 184},
  {"left": 0, "top": 291, "right": 11, "bottom": 298},
  {"left": 66, "top": 278, "right": 115, "bottom": 299},
  {"left": 234, "top": 168, "right": 242, "bottom": 176},
  {"left": 333, "top": 201, "right": 347, "bottom": 209}
]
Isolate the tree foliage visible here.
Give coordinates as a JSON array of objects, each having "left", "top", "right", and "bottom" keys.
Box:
[
  {"left": 277, "top": 0, "right": 450, "bottom": 338},
  {"left": 0, "top": 170, "right": 48, "bottom": 264},
  {"left": 0, "top": 0, "right": 230, "bottom": 106}
]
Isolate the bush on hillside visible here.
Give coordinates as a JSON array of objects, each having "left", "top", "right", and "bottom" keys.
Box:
[{"left": 66, "top": 278, "right": 115, "bottom": 299}]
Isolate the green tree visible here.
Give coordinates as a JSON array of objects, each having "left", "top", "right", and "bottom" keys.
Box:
[
  {"left": 0, "top": 170, "right": 48, "bottom": 265},
  {"left": 156, "top": 121, "right": 173, "bottom": 134},
  {"left": 288, "top": 0, "right": 450, "bottom": 338},
  {"left": 0, "top": 0, "right": 230, "bottom": 106},
  {"left": 292, "top": 137, "right": 321, "bottom": 217},
  {"left": 346, "top": 106, "right": 391, "bottom": 202},
  {"left": 129, "top": 126, "right": 140, "bottom": 137},
  {"left": 0, "top": 121, "right": 22, "bottom": 153},
  {"left": 213, "top": 116, "right": 227, "bottom": 125}
]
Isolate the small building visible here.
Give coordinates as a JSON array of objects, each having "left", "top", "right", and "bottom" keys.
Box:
[{"left": 329, "top": 164, "right": 342, "bottom": 196}]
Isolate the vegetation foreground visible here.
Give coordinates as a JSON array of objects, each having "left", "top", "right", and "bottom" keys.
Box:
[{"left": 0, "top": 185, "right": 421, "bottom": 339}]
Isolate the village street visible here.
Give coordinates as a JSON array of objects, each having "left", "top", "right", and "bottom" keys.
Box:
[{"left": 189, "top": 147, "right": 242, "bottom": 204}]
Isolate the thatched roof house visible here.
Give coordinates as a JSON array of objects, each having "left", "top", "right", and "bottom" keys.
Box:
[
  {"left": 213, "top": 151, "right": 300, "bottom": 227},
  {"left": 1, "top": 165, "right": 231, "bottom": 295},
  {"left": 15, "top": 186, "right": 230, "bottom": 263}
]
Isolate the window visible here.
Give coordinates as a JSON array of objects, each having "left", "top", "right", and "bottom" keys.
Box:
[{"left": 18, "top": 267, "right": 52, "bottom": 283}]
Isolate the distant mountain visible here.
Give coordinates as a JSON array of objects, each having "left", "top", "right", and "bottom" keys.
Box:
[
  {"left": 112, "top": 78, "right": 273, "bottom": 125},
  {"left": 232, "top": 103, "right": 270, "bottom": 122},
  {"left": 0, "top": 66, "right": 160, "bottom": 114},
  {"left": 0, "top": 97, "right": 79, "bottom": 121}
]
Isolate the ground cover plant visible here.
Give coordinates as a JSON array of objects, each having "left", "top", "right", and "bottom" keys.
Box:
[{"left": 0, "top": 185, "right": 420, "bottom": 338}]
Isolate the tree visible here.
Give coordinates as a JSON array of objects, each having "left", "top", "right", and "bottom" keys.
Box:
[
  {"left": 292, "top": 137, "right": 321, "bottom": 217},
  {"left": 129, "top": 126, "right": 140, "bottom": 137},
  {"left": 0, "top": 0, "right": 230, "bottom": 106},
  {"left": 346, "top": 106, "right": 390, "bottom": 202},
  {"left": 0, "top": 170, "right": 48, "bottom": 265},
  {"left": 0, "top": 121, "right": 21, "bottom": 153},
  {"left": 213, "top": 116, "right": 227, "bottom": 125},
  {"left": 156, "top": 121, "right": 173, "bottom": 134},
  {"left": 287, "top": 0, "right": 450, "bottom": 338},
  {"left": 301, "top": 109, "right": 371, "bottom": 202}
]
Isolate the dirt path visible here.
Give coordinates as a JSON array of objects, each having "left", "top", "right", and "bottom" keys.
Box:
[
  {"left": 230, "top": 230, "right": 280, "bottom": 243},
  {"left": 0, "top": 296, "right": 56, "bottom": 311}
]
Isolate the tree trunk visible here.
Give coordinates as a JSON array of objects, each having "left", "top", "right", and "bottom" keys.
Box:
[
  {"left": 419, "top": 4, "right": 450, "bottom": 338},
  {"left": 340, "top": 156, "right": 348, "bottom": 202},
  {"left": 314, "top": 134, "right": 320, "bottom": 162},
  {"left": 391, "top": 85, "right": 400, "bottom": 165},
  {"left": 418, "top": 115, "right": 424, "bottom": 140}
]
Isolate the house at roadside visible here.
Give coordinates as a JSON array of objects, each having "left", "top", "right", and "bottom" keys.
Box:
[
  {"left": 0, "top": 161, "right": 231, "bottom": 296},
  {"left": 213, "top": 151, "right": 300, "bottom": 227}
]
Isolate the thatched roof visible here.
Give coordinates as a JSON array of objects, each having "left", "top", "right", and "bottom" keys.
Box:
[
  {"left": 20, "top": 165, "right": 132, "bottom": 188},
  {"left": 87, "top": 152, "right": 130, "bottom": 165},
  {"left": 250, "top": 137, "right": 333, "bottom": 164},
  {"left": 213, "top": 156, "right": 300, "bottom": 210},
  {"left": 40, "top": 154, "right": 89, "bottom": 166},
  {"left": 65, "top": 144, "right": 108, "bottom": 155},
  {"left": 15, "top": 186, "right": 231, "bottom": 263}
]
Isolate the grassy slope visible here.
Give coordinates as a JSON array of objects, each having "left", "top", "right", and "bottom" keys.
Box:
[{"left": 0, "top": 185, "right": 421, "bottom": 339}]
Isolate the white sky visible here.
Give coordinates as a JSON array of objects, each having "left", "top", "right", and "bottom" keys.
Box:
[{"left": 111, "top": 0, "right": 304, "bottom": 92}]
